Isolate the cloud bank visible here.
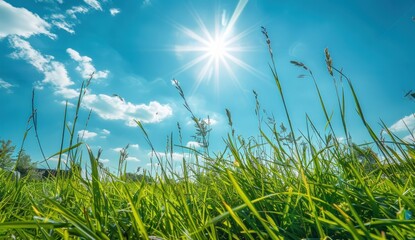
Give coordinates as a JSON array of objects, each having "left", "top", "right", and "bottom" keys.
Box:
[{"left": 0, "top": 1, "right": 55, "bottom": 39}]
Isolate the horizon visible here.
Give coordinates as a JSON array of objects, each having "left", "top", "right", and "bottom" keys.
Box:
[{"left": 1, "top": 0, "right": 415, "bottom": 173}]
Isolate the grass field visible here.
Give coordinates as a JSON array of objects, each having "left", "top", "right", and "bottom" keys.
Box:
[{"left": 1, "top": 30, "right": 415, "bottom": 239}]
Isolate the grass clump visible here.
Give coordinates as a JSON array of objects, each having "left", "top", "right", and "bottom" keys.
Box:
[{"left": 1, "top": 27, "right": 415, "bottom": 239}]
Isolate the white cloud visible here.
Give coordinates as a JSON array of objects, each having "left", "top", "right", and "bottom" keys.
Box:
[
  {"left": 101, "top": 129, "right": 110, "bottom": 135},
  {"left": 112, "top": 144, "right": 138, "bottom": 153},
  {"left": 186, "top": 117, "right": 219, "bottom": 126},
  {"left": 0, "top": 78, "right": 16, "bottom": 92},
  {"left": 58, "top": 100, "right": 75, "bottom": 108},
  {"left": 9, "top": 37, "right": 74, "bottom": 91},
  {"left": 49, "top": 14, "right": 74, "bottom": 33},
  {"left": 82, "top": 94, "right": 173, "bottom": 126},
  {"left": 66, "top": 6, "right": 89, "bottom": 18},
  {"left": 49, "top": 153, "right": 68, "bottom": 164},
  {"left": 336, "top": 137, "right": 346, "bottom": 144},
  {"left": 99, "top": 128, "right": 110, "bottom": 139},
  {"left": 203, "top": 117, "right": 218, "bottom": 125},
  {"left": 146, "top": 162, "right": 160, "bottom": 167},
  {"left": 78, "top": 130, "right": 98, "bottom": 139},
  {"left": 50, "top": 14, "right": 65, "bottom": 20},
  {"left": 112, "top": 147, "right": 123, "bottom": 152},
  {"left": 389, "top": 114, "right": 415, "bottom": 133},
  {"left": 99, "top": 158, "right": 110, "bottom": 163},
  {"left": 186, "top": 141, "right": 201, "bottom": 148},
  {"left": 109, "top": 8, "right": 120, "bottom": 16},
  {"left": 150, "top": 151, "right": 189, "bottom": 162},
  {"left": 48, "top": 6, "right": 89, "bottom": 34},
  {"left": 84, "top": 0, "right": 102, "bottom": 11},
  {"left": 52, "top": 20, "right": 75, "bottom": 34},
  {"left": 35, "top": 0, "right": 63, "bottom": 3},
  {"left": 67, "top": 48, "right": 109, "bottom": 79},
  {"left": 126, "top": 156, "right": 140, "bottom": 162},
  {"left": 0, "top": 1, "right": 55, "bottom": 39},
  {"left": 54, "top": 87, "right": 79, "bottom": 99}
]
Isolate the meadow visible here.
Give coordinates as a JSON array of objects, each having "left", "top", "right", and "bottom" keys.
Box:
[{"left": 1, "top": 28, "right": 415, "bottom": 239}]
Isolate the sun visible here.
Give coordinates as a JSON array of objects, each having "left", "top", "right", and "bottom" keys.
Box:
[
  {"left": 173, "top": 0, "right": 258, "bottom": 91},
  {"left": 208, "top": 37, "right": 226, "bottom": 59}
]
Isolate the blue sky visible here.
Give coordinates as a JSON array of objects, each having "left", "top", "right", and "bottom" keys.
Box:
[{"left": 1, "top": 0, "right": 415, "bottom": 173}]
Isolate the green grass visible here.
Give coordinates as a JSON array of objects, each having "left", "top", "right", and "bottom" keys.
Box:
[{"left": 1, "top": 28, "right": 415, "bottom": 239}]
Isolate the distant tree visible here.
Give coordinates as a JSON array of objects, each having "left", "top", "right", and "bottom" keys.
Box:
[
  {"left": 15, "top": 150, "right": 36, "bottom": 176},
  {"left": 124, "top": 171, "right": 153, "bottom": 183},
  {"left": 0, "top": 140, "right": 36, "bottom": 176},
  {"left": 0, "top": 140, "right": 15, "bottom": 170}
]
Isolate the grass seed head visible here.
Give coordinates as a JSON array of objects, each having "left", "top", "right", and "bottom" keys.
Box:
[
  {"left": 324, "top": 48, "right": 333, "bottom": 76},
  {"left": 290, "top": 60, "right": 308, "bottom": 70}
]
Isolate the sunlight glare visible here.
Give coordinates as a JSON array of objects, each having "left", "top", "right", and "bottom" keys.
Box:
[
  {"left": 173, "top": 0, "right": 258, "bottom": 91},
  {"left": 208, "top": 36, "right": 226, "bottom": 59}
]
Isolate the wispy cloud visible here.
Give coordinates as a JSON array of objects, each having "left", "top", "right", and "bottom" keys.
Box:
[
  {"left": 54, "top": 87, "right": 79, "bottom": 99},
  {"left": 58, "top": 100, "right": 75, "bottom": 108},
  {"left": 126, "top": 156, "right": 140, "bottom": 162},
  {"left": 49, "top": 14, "right": 75, "bottom": 34},
  {"left": 100, "top": 128, "right": 110, "bottom": 138},
  {"left": 49, "top": 153, "right": 68, "bottom": 164},
  {"left": 82, "top": 94, "right": 173, "bottom": 125},
  {"left": 9, "top": 37, "right": 74, "bottom": 93},
  {"left": 34, "top": 0, "right": 64, "bottom": 3},
  {"left": 0, "top": 78, "right": 16, "bottom": 93},
  {"left": 112, "top": 144, "right": 138, "bottom": 153},
  {"left": 186, "top": 116, "right": 219, "bottom": 126},
  {"left": 99, "top": 158, "right": 110, "bottom": 163},
  {"left": 142, "top": 0, "right": 152, "bottom": 6},
  {"left": 389, "top": 114, "right": 415, "bottom": 133},
  {"left": 52, "top": 20, "right": 74, "bottom": 34},
  {"left": 112, "top": 147, "right": 124, "bottom": 152},
  {"left": 66, "top": 6, "right": 89, "bottom": 19},
  {"left": 204, "top": 117, "right": 218, "bottom": 126},
  {"left": 109, "top": 8, "right": 120, "bottom": 16},
  {"left": 101, "top": 129, "right": 110, "bottom": 135},
  {"left": 149, "top": 151, "right": 191, "bottom": 162},
  {"left": 66, "top": 48, "right": 109, "bottom": 79},
  {"left": 78, "top": 130, "right": 98, "bottom": 139},
  {"left": 48, "top": 6, "right": 89, "bottom": 34},
  {"left": 0, "top": 1, "right": 55, "bottom": 39},
  {"left": 336, "top": 137, "right": 346, "bottom": 144},
  {"left": 84, "top": 0, "right": 102, "bottom": 11}
]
